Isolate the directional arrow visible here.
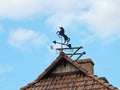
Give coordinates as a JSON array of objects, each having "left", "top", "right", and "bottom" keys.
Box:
[{"left": 53, "top": 40, "right": 71, "bottom": 48}]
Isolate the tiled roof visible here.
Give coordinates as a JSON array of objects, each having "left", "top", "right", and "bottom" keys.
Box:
[{"left": 20, "top": 52, "right": 118, "bottom": 90}]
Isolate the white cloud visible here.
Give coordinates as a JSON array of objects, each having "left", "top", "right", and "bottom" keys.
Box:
[
  {"left": 0, "top": 0, "right": 42, "bottom": 19},
  {"left": 46, "top": 0, "right": 120, "bottom": 42},
  {"left": 0, "top": 0, "right": 120, "bottom": 42},
  {"left": 45, "top": 0, "right": 88, "bottom": 28},
  {"left": 0, "top": 65, "right": 12, "bottom": 74},
  {"left": 81, "top": 0, "right": 120, "bottom": 41},
  {"left": 8, "top": 28, "right": 48, "bottom": 49},
  {"left": 0, "top": 0, "right": 84, "bottom": 20},
  {"left": 46, "top": 12, "right": 76, "bottom": 28}
]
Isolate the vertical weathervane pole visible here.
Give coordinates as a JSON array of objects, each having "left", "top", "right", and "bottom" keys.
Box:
[{"left": 60, "top": 34, "right": 63, "bottom": 52}]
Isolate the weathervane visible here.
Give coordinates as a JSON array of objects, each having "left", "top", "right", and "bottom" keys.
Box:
[
  {"left": 52, "top": 27, "right": 86, "bottom": 60},
  {"left": 53, "top": 27, "right": 71, "bottom": 49},
  {"left": 56, "top": 27, "right": 70, "bottom": 45}
]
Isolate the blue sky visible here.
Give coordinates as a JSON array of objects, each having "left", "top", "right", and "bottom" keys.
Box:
[{"left": 0, "top": 0, "right": 120, "bottom": 90}]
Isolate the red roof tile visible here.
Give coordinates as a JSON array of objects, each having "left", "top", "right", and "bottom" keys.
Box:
[
  {"left": 20, "top": 52, "right": 118, "bottom": 90},
  {"left": 21, "top": 72, "right": 118, "bottom": 90}
]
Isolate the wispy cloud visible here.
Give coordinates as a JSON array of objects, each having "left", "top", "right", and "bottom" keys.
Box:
[
  {"left": 46, "top": 0, "right": 120, "bottom": 42},
  {"left": 0, "top": 0, "right": 42, "bottom": 19},
  {"left": 81, "top": 0, "right": 120, "bottom": 41},
  {"left": 0, "top": 0, "right": 84, "bottom": 20},
  {"left": 0, "top": 0, "right": 120, "bottom": 42},
  {"left": 0, "top": 65, "right": 12, "bottom": 74},
  {"left": 8, "top": 28, "right": 48, "bottom": 50}
]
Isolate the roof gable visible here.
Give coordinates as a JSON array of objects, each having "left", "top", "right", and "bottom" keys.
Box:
[
  {"left": 37, "top": 52, "right": 88, "bottom": 80},
  {"left": 52, "top": 59, "right": 79, "bottom": 73}
]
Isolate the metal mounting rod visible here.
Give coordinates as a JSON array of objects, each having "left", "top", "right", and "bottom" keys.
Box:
[
  {"left": 66, "top": 53, "right": 83, "bottom": 55},
  {"left": 75, "top": 51, "right": 86, "bottom": 60},
  {"left": 56, "top": 46, "right": 83, "bottom": 51},
  {"left": 69, "top": 46, "right": 83, "bottom": 58}
]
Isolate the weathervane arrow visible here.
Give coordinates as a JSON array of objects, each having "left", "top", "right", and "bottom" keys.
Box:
[{"left": 53, "top": 40, "right": 71, "bottom": 48}]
